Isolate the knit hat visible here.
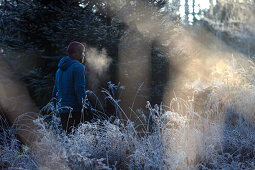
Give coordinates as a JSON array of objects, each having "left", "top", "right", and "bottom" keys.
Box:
[{"left": 67, "top": 41, "right": 85, "bottom": 57}]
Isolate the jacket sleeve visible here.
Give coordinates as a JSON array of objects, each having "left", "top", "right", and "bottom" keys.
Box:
[{"left": 73, "top": 64, "right": 86, "bottom": 109}]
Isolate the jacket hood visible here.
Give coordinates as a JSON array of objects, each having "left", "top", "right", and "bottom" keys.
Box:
[{"left": 58, "top": 57, "right": 78, "bottom": 70}]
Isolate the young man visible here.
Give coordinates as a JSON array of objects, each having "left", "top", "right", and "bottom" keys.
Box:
[{"left": 52, "top": 41, "right": 92, "bottom": 133}]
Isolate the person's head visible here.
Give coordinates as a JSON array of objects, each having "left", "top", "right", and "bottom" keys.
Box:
[{"left": 67, "top": 41, "right": 86, "bottom": 64}]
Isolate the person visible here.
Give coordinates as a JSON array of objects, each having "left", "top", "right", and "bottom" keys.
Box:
[{"left": 52, "top": 41, "right": 92, "bottom": 134}]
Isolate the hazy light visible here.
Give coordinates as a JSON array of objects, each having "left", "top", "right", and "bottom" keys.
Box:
[
  {"left": 180, "top": 0, "right": 185, "bottom": 19},
  {"left": 175, "top": 0, "right": 210, "bottom": 23},
  {"left": 197, "top": 0, "right": 210, "bottom": 10},
  {"left": 213, "top": 0, "right": 217, "bottom": 6}
]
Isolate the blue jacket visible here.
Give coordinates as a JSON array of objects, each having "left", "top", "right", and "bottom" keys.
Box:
[{"left": 52, "top": 57, "right": 87, "bottom": 114}]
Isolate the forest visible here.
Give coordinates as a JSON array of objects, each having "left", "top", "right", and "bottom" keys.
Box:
[{"left": 1, "top": 0, "right": 255, "bottom": 169}]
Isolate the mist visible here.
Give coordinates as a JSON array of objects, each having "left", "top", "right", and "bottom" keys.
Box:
[
  {"left": 100, "top": 0, "right": 255, "bottom": 168},
  {"left": 1, "top": 0, "right": 255, "bottom": 169},
  {"left": 85, "top": 48, "right": 112, "bottom": 91}
]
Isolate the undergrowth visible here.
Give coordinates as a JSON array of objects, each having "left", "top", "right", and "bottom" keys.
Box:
[{"left": 1, "top": 57, "right": 255, "bottom": 169}]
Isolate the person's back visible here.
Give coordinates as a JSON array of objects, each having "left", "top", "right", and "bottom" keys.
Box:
[
  {"left": 52, "top": 41, "right": 92, "bottom": 133},
  {"left": 55, "top": 57, "right": 85, "bottom": 113}
]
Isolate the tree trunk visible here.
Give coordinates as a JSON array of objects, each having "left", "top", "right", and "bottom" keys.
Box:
[
  {"left": 185, "top": 0, "right": 189, "bottom": 23},
  {"left": 192, "top": 0, "right": 196, "bottom": 22}
]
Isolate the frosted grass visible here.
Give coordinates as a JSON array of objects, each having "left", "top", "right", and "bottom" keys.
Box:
[{"left": 1, "top": 57, "right": 255, "bottom": 169}]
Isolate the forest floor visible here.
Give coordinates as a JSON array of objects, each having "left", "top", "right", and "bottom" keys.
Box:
[{"left": 2, "top": 22, "right": 255, "bottom": 169}]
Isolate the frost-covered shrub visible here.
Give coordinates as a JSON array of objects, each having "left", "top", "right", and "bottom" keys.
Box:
[
  {"left": 0, "top": 114, "right": 38, "bottom": 169},
  {"left": 2, "top": 56, "right": 255, "bottom": 169},
  {"left": 31, "top": 101, "right": 167, "bottom": 169}
]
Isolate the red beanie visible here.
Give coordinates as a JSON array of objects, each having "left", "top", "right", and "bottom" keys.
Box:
[{"left": 67, "top": 41, "right": 85, "bottom": 57}]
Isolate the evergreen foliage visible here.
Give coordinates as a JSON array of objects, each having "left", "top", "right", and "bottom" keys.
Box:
[
  {"left": 0, "top": 0, "right": 124, "bottom": 58},
  {"left": 0, "top": 0, "right": 172, "bottom": 108}
]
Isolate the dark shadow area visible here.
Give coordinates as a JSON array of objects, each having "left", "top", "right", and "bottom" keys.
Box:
[{"left": 150, "top": 41, "right": 169, "bottom": 106}]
